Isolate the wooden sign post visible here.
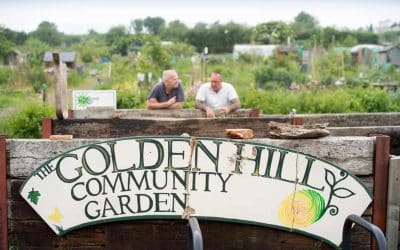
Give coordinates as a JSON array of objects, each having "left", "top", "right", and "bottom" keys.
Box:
[{"left": 53, "top": 52, "right": 68, "bottom": 120}]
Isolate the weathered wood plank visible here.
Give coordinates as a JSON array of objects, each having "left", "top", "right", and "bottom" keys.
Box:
[
  {"left": 52, "top": 117, "right": 290, "bottom": 138},
  {"left": 7, "top": 137, "right": 375, "bottom": 177},
  {"left": 297, "top": 112, "right": 400, "bottom": 127},
  {"left": 253, "top": 136, "right": 375, "bottom": 175},
  {"left": 72, "top": 108, "right": 262, "bottom": 119},
  {"left": 386, "top": 156, "right": 400, "bottom": 250},
  {"left": 9, "top": 220, "right": 106, "bottom": 249},
  {"left": 328, "top": 126, "right": 400, "bottom": 156},
  {"left": 0, "top": 135, "right": 7, "bottom": 250}
]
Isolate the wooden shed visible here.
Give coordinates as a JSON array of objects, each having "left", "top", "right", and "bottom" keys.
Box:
[{"left": 43, "top": 51, "right": 77, "bottom": 70}]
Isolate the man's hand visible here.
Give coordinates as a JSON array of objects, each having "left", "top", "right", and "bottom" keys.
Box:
[
  {"left": 205, "top": 107, "right": 215, "bottom": 118},
  {"left": 167, "top": 96, "right": 176, "bottom": 106},
  {"left": 218, "top": 107, "right": 229, "bottom": 115}
]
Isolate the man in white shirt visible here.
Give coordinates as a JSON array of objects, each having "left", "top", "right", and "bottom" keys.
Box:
[{"left": 195, "top": 72, "right": 241, "bottom": 118}]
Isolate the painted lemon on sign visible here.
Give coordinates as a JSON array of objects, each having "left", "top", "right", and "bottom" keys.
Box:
[{"left": 278, "top": 189, "right": 325, "bottom": 228}]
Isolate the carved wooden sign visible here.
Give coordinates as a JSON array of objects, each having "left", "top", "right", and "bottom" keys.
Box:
[{"left": 20, "top": 136, "right": 372, "bottom": 247}]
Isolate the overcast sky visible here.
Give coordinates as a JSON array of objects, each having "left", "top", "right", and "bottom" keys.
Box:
[{"left": 0, "top": 0, "right": 399, "bottom": 34}]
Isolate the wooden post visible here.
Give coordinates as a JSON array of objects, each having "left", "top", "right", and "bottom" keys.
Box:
[
  {"left": 372, "top": 135, "right": 390, "bottom": 250},
  {"left": 0, "top": 135, "right": 8, "bottom": 250},
  {"left": 386, "top": 156, "right": 400, "bottom": 250},
  {"left": 53, "top": 51, "right": 68, "bottom": 120},
  {"left": 42, "top": 117, "right": 52, "bottom": 139},
  {"left": 108, "top": 62, "right": 112, "bottom": 79}
]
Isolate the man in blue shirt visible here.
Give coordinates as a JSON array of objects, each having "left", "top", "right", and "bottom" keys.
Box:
[{"left": 147, "top": 69, "right": 184, "bottom": 109}]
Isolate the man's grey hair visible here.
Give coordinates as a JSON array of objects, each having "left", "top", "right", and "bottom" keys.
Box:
[{"left": 163, "top": 69, "right": 177, "bottom": 81}]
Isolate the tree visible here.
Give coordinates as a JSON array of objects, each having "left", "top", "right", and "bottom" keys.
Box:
[
  {"left": 161, "top": 20, "right": 189, "bottom": 42},
  {"left": 220, "top": 22, "right": 251, "bottom": 52},
  {"left": 341, "top": 35, "right": 358, "bottom": 47},
  {"left": 3, "top": 27, "right": 27, "bottom": 45},
  {"left": 72, "top": 36, "right": 110, "bottom": 63},
  {"left": 105, "top": 25, "right": 127, "bottom": 45},
  {"left": 30, "top": 21, "right": 62, "bottom": 46},
  {"left": 252, "top": 22, "right": 293, "bottom": 44},
  {"left": 143, "top": 17, "right": 165, "bottom": 35},
  {"left": 105, "top": 25, "right": 132, "bottom": 55},
  {"left": 186, "top": 23, "right": 209, "bottom": 52},
  {"left": 0, "top": 27, "right": 14, "bottom": 60},
  {"left": 21, "top": 38, "right": 50, "bottom": 66},
  {"left": 137, "top": 38, "right": 170, "bottom": 76},
  {"left": 292, "top": 11, "right": 319, "bottom": 40},
  {"left": 354, "top": 31, "right": 379, "bottom": 44},
  {"left": 131, "top": 19, "right": 144, "bottom": 34}
]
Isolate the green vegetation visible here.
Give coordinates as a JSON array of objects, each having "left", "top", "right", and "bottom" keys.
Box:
[
  {"left": 0, "top": 13, "right": 399, "bottom": 138},
  {"left": 2, "top": 102, "right": 54, "bottom": 138},
  {"left": 240, "top": 87, "right": 400, "bottom": 114}
]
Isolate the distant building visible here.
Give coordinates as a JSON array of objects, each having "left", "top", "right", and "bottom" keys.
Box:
[
  {"left": 4, "top": 49, "right": 24, "bottom": 66},
  {"left": 383, "top": 44, "right": 400, "bottom": 67},
  {"left": 233, "top": 44, "right": 279, "bottom": 59},
  {"left": 350, "top": 44, "right": 400, "bottom": 67},
  {"left": 43, "top": 51, "right": 77, "bottom": 70},
  {"left": 350, "top": 44, "right": 385, "bottom": 66},
  {"left": 275, "top": 45, "right": 298, "bottom": 57}
]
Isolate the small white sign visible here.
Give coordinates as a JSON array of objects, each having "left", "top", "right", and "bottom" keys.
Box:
[
  {"left": 20, "top": 137, "right": 372, "bottom": 247},
  {"left": 72, "top": 90, "right": 116, "bottom": 110}
]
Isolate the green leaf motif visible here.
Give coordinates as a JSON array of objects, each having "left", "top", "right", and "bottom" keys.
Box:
[
  {"left": 76, "top": 94, "right": 91, "bottom": 108},
  {"left": 333, "top": 188, "right": 355, "bottom": 198},
  {"left": 324, "top": 169, "right": 336, "bottom": 187},
  {"left": 27, "top": 188, "right": 41, "bottom": 205}
]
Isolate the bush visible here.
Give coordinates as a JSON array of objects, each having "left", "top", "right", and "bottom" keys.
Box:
[
  {"left": 7, "top": 103, "right": 54, "bottom": 138},
  {"left": 362, "top": 88, "right": 390, "bottom": 112},
  {"left": 0, "top": 67, "right": 15, "bottom": 85},
  {"left": 255, "top": 65, "right": 273, "bottom": 88},
  {"left": 274, "top": 67, "right": 294, "bottom": 86},
  {"left": 80, "top": 50, "right": 93, "bottom": 63},
  {"left": 26, "top": 66, "right": 48, "bottom": 92},
  {"left": 164, "top": 42, "right": 196, "bottom": 58},
  {"left": 240, "top": 87, "right": 397, "bottom": 114},
  {"left": 67, "top": 70, "right": 84, "bottom": 87},
  {"left": 117, "top": 91, "right": 147, "bottom": 109}
]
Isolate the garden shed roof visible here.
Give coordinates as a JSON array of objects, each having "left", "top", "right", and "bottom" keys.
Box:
[
  {"left": 43, "top": 52, "right": 77, "bottom": 63},
  {"left": 350, "top": 44, "right": 384, "bottom": 53}
]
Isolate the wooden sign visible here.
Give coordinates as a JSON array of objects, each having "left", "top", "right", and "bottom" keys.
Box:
[
  {"left": 72, "top": 90, "right": 116, "bottom": 110},
  {"left": 20, "top": 136, "right": 372, "bottom": 247}
]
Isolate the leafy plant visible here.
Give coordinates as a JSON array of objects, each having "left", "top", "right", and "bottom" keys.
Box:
[
  {"left": 0, "top": 67, "right": 15, "bottom": 85},
  {"left": 6, "top": 103, "right": 54, "bottom": 138}
]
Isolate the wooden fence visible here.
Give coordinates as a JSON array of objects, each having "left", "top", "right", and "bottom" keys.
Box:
[{"left": 1, "top": 111, "right": 400, "bottom": 249}]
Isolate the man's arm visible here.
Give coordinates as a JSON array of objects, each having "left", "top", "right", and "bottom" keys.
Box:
[
  {"left": 147, "top": 97, "right": 176, "bottom": 109},
  {"left": 217, "top": 98, "right": 241, "bottom": 115},
  {"left": 169, "top": 101, "right": 182, "bottom": 109},
  {"left": 195, "top": 99, "right": 206, "bottom": 111},
  {"left": 195, "top": 99, "right": 215, "bottom": 118},
  {"left": 227, "top": 98, "right": 241, "bottom": 113}
]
